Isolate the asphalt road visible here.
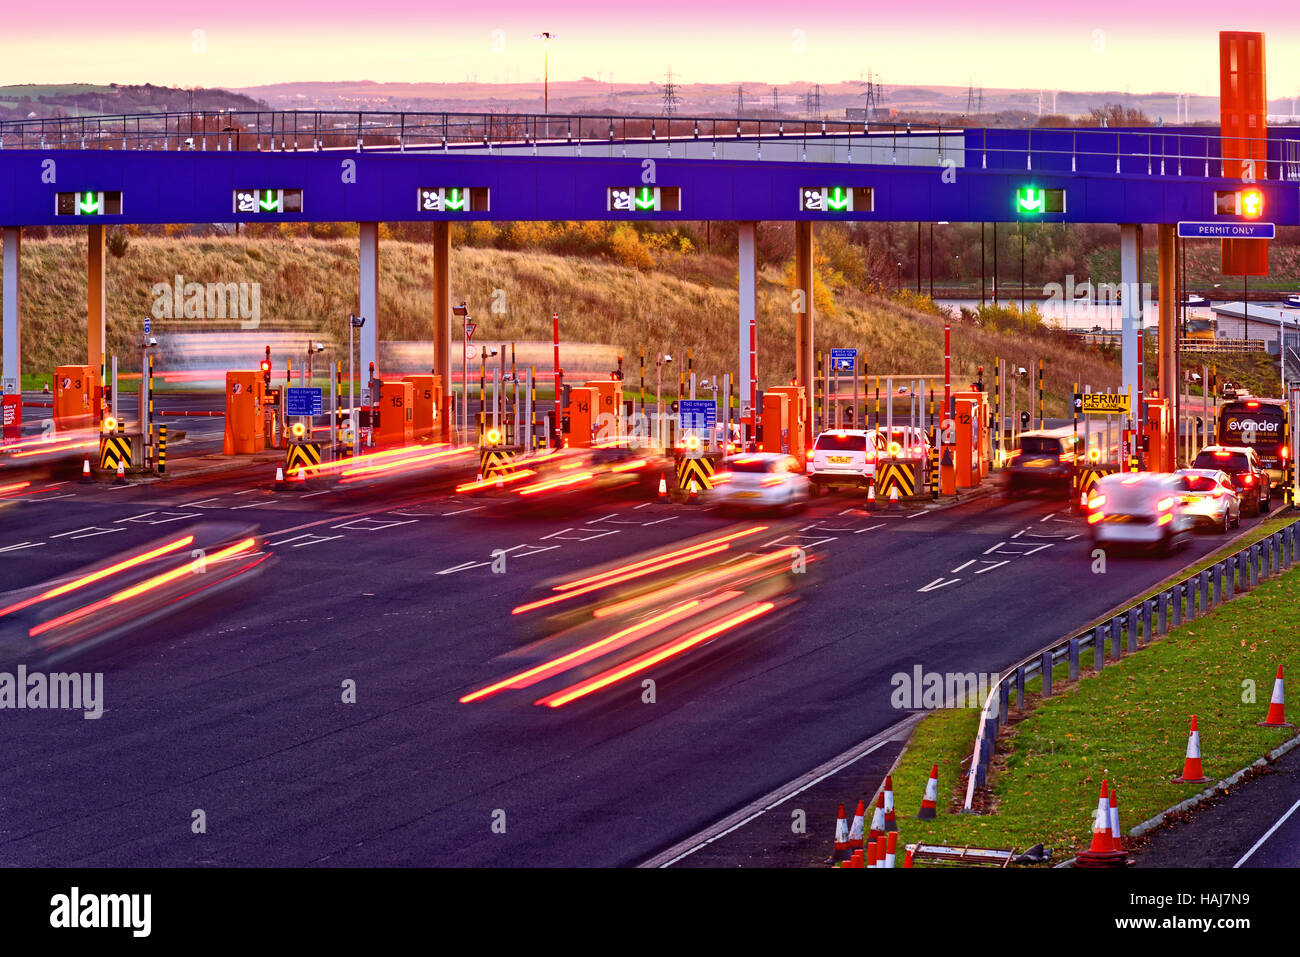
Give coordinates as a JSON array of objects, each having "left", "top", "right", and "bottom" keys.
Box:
[{"left": 0, "top": 461, "right": 1283, "bottom": 866}]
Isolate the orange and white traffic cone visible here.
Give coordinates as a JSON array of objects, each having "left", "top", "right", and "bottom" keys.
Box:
[
  {"left": 658, "top": 476, "right": 667, "bottom": 498},
  {"left": 867, "top": 482, "right": 877, "bottom": 507},
  {"left": 874, "top": 835, "right": 888, "bottom": 869},
  {"left": 292, "top": 467, "right": 307, "bottom": 484},
  {"left": 885, "top": 831, "right": 898, "bottom": 868},
  {"left": 1087, "top": 781, "right": 1112, "bottom": 853},
  {"left": 883, "top": 775, "right": 898, "bottom": 832},
  {"left": 868, "top": 792, "right": 886, "bottom": 844},
  {"left": 888, "top": 485, "right": 900, "bottom": 507},
  {"left": 1173, "top": 715, "right": 1210, "bottom": 783},
  {"left": 274, "top": 466, "right": 286, "bottom": 487},
  {"left": 848, "top": 849, "right": 864, "bottom": 869},
  {"left": 917, "top": 764, "right": 939, "bottom": 819},
  {"left": 1109, "top": 787, "right": 1122, "bottom": 853},
  {"left": 848, "top": 799, "right": 866, "bottom": 850},
  {"left": 1259, "top": 665, "right": 1293, "bottom": 728},
  {"left": 80, "top": 455, "right": 93, "bottom": 484},
  {"left": 832, "top": 804, "right": 849, "bottom": 861},
  {"left": 866, "top": 839, "right": 879, "bottom": 869},
  {"left": 903, "top": 845, "right": 915, "bottom": 868},
  {"left": 113, "top": 459, "right": 127, "bottom": 485}
]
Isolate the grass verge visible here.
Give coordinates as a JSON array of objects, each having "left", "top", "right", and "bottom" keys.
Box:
[{"left": 887, "top": 515, "right": 1300, "bottom": 863}]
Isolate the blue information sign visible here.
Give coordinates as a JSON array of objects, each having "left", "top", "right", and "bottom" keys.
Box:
[
  {"left": 286, "top": 387, "right": 323, "bottom": 417},
  {"left": 678, "top": 399, "right": 717, "bottom": 432},
  {"left": 830, "top": 347, "right": 857, "bottom": 371},
  {"left": 143, "top": 317, "right": 151, "bottom": 335},
  {"left": 1177, "top": 221, "right": 1275, "bottom": 240}
]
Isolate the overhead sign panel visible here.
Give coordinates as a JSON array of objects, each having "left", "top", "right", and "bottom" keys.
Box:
[
  {"left": 1014, "top": 186, "right": 1065, "bottom": 216},
  {"left": 55, "top": 191, "right": 123, "bottom": 216},
  {"left": 417, "top": 187, "right": 490, "bottom": 212},
  {"left": 799, "top": 187, "right": 873, "bottom": 213},
  {"left": 607, "top": 186, "right": 681, "bottom": 213},
  {"left": 1178, "top": 221, "right": 1275, "bottom": 239},
  {"left": 234, "top": 188, "right": 304, "bottom": 214},
  {"left": 1075, "top": 392, "right": 1130, "bottom": 414}
]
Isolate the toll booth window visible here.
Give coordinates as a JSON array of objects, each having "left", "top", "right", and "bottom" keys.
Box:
[
  {"left": 1020, "top": 437, "right": 1063, "bottom": 455},
  {"left": 814, "top": 434, "right": 867, "bottom": 452}
]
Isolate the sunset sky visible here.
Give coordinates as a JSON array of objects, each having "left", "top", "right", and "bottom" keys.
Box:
[{"left": 2, "top": 3, "right": 1298, "bottom": 96}]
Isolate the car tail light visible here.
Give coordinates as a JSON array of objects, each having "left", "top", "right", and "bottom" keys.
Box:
[
  {"left": 761, "top": 475, "right": 787, "bottom": 488},
  {"left": 713, "top": 472, "right": 732, "bottom": 484},
  {"left": 1282, "top": 446, "right": 1290, "bottom": 461},
  {"left": 864, "top": 448, "right": 876, "bottom": 461},
  {"left": 1158, "top": 513, "right": 1173, "bottom": 526},
  {"left": 1087, "top": 511, "right": 1104, "bottom": 524},
  {"left": 1243, "top": 474, "right": 1255, "bottom": 485},
  {"left": 1213, "top": 451, "right": 1230, "bottom": 458},
  {"left": 1006, "top": 449, "right": 1021, "bottom": 460},
  {"left": 1156, "top": 497, "right": 1174, "bottom": 511},
  {"left": 1088, "top": 494, "right": 1105, "bottom": 510},
  {"left": 1246, "top": 401, "right": 1260, "bottom": 408}
]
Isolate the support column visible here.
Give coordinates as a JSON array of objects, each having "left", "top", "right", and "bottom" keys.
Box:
[
  {"left": 359, "top": 222, "right": 379, "bottom": 403},
  {"left": 432, "top": 221, "right": 451, "bottom": 443},
  {"left": 737, "top": 222, "right": 757, "bottom": 441},
  {"left": 1119, "top": 224, "right": 1143, "bottom": 405},
  {"left": 88, "top": 223, "right": 106, "bottom": 376},
  {"left": 2, "top": 227, "right": 20, "bottom": 396},
  {"left": 1157, "top": 223, "right": 1177, "bottom": 419},
  {"left": 794, "top": 220, "right": 814, "bottom": 444}
]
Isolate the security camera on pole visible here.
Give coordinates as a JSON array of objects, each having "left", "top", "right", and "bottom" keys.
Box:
[{"left": 348, "top": 314, "right": 365, "bottom": 455}]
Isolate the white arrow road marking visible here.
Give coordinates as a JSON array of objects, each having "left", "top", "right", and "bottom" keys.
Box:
[
  {"left": 917, "top": 577, "right": 961, "bottom": 593},
  {"left": 951, "top": 560, "right": 976, "bottom": 573},
  {"left": 975, "top": 560, "right": 1009, "bottom": 574},
  {"left": 983, "top": 541, "right": 1006, "bottom": 554},
  {"left": 0, "top": 541, "right": 45, "bottom": 553},
  {"left": 436, "top": 559, "right": 493, "bottom": 575}
]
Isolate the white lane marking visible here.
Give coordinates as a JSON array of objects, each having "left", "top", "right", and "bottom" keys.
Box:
[
  {"left": 71, "top": 528, "right": 125, "bottom": 540},
  {"left": 951, "top": 560, "right": 976, "bottom": 573},
  {"left": 50, "top": 526, "right": 98, "bottom": 538},
  {"left": 1011, "top": 529, "right": 1024, "bottom": 539},
  {"left": 436, "top": 559, "right": 492, "bottom": 575},
  {"left": 638, "top": 516, "right": 678, "bottom": 526},
  {"left": 917, "top": 576, "right": 961, "bottom": 593},
  {"left": 975, "top": 560, "right": 1009, "bottom": 574},
  {"left": 514, "top": 545, "right": 562, "bottom": 559},
  {"left": 854, "top": 523, "right": 886, "bottom": 534},
  {"left": 540, "top": 527, "right": 573, "bottom": 540},
  {"left": 30, "top": 493, "right": 75, "bottom": 502},
  {"left": 633, "top": 502, "right": 653, "bottom": 509},
  {"left": 115, "top": 511, "right": 201, "bottom": 525},
  {"left": 590, "top": 513, "right": 620, "bottom": 524},
  {"left": 983, "top": 541, "right": 1006, "bottom": 555},
  {"left": 1021, "top": 543, "right": 1054, "bottom": 555},
  {"left": 0, "top": 541, "right": 45, "bottom": 553},
  {"left": 330, "top": 517, "right": 417, "bottom": 532},
  {"left": 552, "top": 528, "right": 619, "bottom": 542},
  {"left": 1065, "top": 533, "right": 1081, "bottom": 541},
  {"left": 232, "top": 489, "right": 257, "bottom": 496},
  {"left": 292, "top": 535, "right": 343, "bottom": 548},
  {"left": 904, "top": 509, "right": 926, "bottom": 519},
  {"left": 301, "top": 489, "right": 334, "bottom": 498},
  {"left": 1040, "top": 512, "right": 1057, "bottom": 522},
  {"left": 1233, "top": 796, "right": 1300, "bottom": 868},
  {"left": 442, "top": 506, "right": 484, "bottom": 516},
  {"left": 183, "top": 497, "right": 223, "bottom": 508}
]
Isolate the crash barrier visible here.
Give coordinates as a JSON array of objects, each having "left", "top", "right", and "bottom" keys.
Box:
[
  {"left": 98, "top": 432, "right": 134, "bottom": 471},
  {"left": 875, "top": 459, "right": 920, "bottom": 499},
  {"left": 962, "top": 518, "right": 1300, "bottom": 811},
  {"left": 675, "top": 452, "right": 718, "bottom": 494},
  {"left": 157, "top": 425, "right": 167, "bottom": 474},
  {"left": 1071, "top": 464, "right": 1118, "bottom": 510},
  {"left": 480, "top": 446, "right": 519, "bottom": 480},
  {"left": 285, "top": 440, "right": 322, "bottom": 475}
]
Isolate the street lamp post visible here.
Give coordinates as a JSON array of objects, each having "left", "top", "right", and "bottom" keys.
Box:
[{"left": 534, "top": 31, "right": 557, "bottom": 134}]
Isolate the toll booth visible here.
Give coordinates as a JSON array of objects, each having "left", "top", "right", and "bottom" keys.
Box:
[
  {"left": 584, "top": 380, "right": 622, "bottom": 444},
  {"left": 376, "top": 380, "right": 415, "bottom": 448},
  {"left": 1145, "top": 397, "right": 1173, "bottom": 472},
  {"left": 768, "top": 385, "right": 807, "bottom": 467},
  {"left": 403, "top": 374, "right": 440, "bottom": 442},
  {"left": 760, "top": 390, "right": 791, "bottom": 456},
  {"left": 53, "top": 364, "right": 96, "bottom": 432},
  {"left": 565, "top": 386, "right": 596, "bottom": 448},
  {"left": 223, "top": 371, "right": 265, "bottom": 455},
  {"left": 953, "top": 390, "right": 990, "bottom": 487}
]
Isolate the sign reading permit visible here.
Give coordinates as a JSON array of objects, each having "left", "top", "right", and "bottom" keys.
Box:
[{"left": 1076, "top": 392, "right": 1130, "bottom": 415}]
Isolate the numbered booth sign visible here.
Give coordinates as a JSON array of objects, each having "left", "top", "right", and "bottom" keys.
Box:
[{"left": 377, "top": 381, "right": 414, "bottom": 448}]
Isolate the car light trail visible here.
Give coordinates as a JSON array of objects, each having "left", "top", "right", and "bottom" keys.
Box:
[
  {"left": 551, "top": 526, "right": 768, "bottom": 592},
  {"left": 534, "top": 601, "right": 777, "bottom": 708},
  {"left": 591, "top": 546, "right": 801, "bottom": 619},
  {"left": 0, "top": 481, "right": 33, "bottom": 495},
  {"left": 337, "top": 446, "right": 475, "bottom": 482},
  {"left": 0, "top": 535, "right": 196, "bottom": 619},
  {"left": 460, "top": 593, "right": 740, "bottom": 704},
  {"left": 8, "top": 440, "right": 97, "bottom": 459},
  {"left": 454, "top": 469, "right": 537, "bottom": 493},
  {"left": 29, "top": 538, "right": 255, "bottom": 638},
  {"left": 516, "top": 472, "right": 595, "bottom": 496}
]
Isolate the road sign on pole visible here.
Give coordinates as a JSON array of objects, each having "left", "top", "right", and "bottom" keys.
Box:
[
  {"left": 286, "top": 387, "right": 324, "bottom": 417},
  {"left": 1075, "top": 392, "right": 1131, "bottom": 415},
  {"left": 465, "top": 322, "right": 477, "bottom": 340},
  {"left": 830, "top": 348, "right": 857, "bottom": 371},
  {"left": 678, "top": 398, "right": 716, "bottom": 433}
]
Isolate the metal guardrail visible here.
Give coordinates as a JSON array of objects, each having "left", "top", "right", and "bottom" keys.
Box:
[
  {"left": 1180, "top": 338, "right": 1268, "bottom": 354},
  {"left": 1, "top": 109, "right": 1298, "bottom": 181},
  {"left": 962, "top": 516, "right": 1300, "bottom": 811}
]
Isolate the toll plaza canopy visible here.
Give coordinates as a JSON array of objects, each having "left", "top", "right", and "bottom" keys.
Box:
[{"left": 0, "top": 111, "right": 1298, "bottom": 227}]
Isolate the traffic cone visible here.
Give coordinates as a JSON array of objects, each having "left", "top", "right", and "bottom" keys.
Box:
[
  {"left": 917, "top": 764, "right": 939, "bottom": 819},
  {"left": 847, "top": 799, "right": 866, "bottom": 849},
  {"left": 885, "top": 831, "right": 898, "bottom": 869},
  {"left": 80, "top": 455, "right": 92, "bottom": 484},
  {"left": 1080, "top": 489, "right": 1088, "bottom": 510},
  {"left": 1087, "top": 781, "right": 1112, "bottom": 853},
  {"left": 658, "top": 476, "right": 667, "bottom": 498},
  {"left": 832, "top": 804, "right": 849, "bottom": 861},
  {"left": 113, "top": 459, "right": 127, "bottom": 485},
  {"left": 873, "top": 835, "right": 888, "bottom": 869},
  {"left": 849, "top": 849, "right": 864, "bottom": 869},
  {"left": 1259, "top": 665, "right": 1293, "bottom": 728},
  {"left": 867, "top": 482, "right": 877, "bottom": 507},
  {"left": 1109, "top": 787, "right": 1122, "bottom": 852},
  {"left": 903, "top": 845, "right": 915, "bottom": 868},
  {"left": 292, "top": 467, "right": 307, "bottom": 484},
  {"left": 883, "top": 775, "right": 898, "bottom": 832},
  {"left": 1173, "top": 715, "right": 1210, "bottom": 783},
  {"left": 888, "top": 485, "right": 900, "bottom": 507},
  {"left": 866, "top": 840, "right": 879, "bottom": 869},
  {"left": 868, "top": 792, "right": 886, "bottom": 844},
  {"left": 42, "top": 381, "right": 50, "bottom": 394}
]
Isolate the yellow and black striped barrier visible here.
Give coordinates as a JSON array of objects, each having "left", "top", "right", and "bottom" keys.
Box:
[
  {"left": 875, "top": 459, "right": 919, "bottom": 499},
  {"left": 285, "top": 441, "right": 322, "bottom": 475},
  {"left": 479, "top": 446, "right": 518, "bottom": 480},
  {"left": 1072, "top": 465, "right": 1117, "bottom": 509},
  {"left": 157, "top": 425, "right": 167, "bottom": 475},
  {"left": 676, "top": 454, "right": 717, "bottom": 494},
  {"left": 99, "top": 433, "right": 132, "bottom": 471}
]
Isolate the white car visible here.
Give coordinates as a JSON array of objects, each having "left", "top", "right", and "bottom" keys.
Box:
[
  {"left": 1086, "top": 473, "right": 1196, "bottom": 555},
  {"left": 807, "top": 429, "right": 874, "bottom": 492},
  {"left": 866, "top": 426, "right": 930, "bottom": 463},
  {"left": 709, "top": 453, "right": 810, "bottom": 512},
  {"left": 1174, "top": 469, "right": 1241, "bottom": 534}
]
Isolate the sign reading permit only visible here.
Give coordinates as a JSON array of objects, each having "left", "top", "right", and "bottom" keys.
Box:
[{"left": 1076, "top": 392, "right": 1130, "bottom": 415}]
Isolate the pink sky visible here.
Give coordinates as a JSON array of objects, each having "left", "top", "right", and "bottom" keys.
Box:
[{"left": 3, "top": 3, "right": 1298, "bottom": 96}]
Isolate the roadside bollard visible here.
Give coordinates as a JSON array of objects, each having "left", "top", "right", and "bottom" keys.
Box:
[
  {"left": 157, "top": 425, "right": 167, "bottom": 475},
  {"left": 998, "top": 681, "right": 1010, "bottom": 723},
  {"left": 1250, "top": 546, "right": 1260, "bottom": 588},
  {"left": 1141, "top": 600, "right": 1154, "bottom": 645},
  {"left": 1111, "top": 616, "right": 1125, "bottom": 660},
  {"left": 1226, "top": 556, "right": 1237, "bottom": 599},
  {"left": 1041, "top": 652, "right": 1053, "bottom": 697},
  {"left": 1068, "top": 638, "right": 1080, "bottom": 682},
  {"left": 1126, "top": 608, "right": 1138, "bottom": 653},
  {"left": 1172, "top": 586, "right": 1183, "bottom": 627},
  {"left": 1158, "top": 592, "right": 1169, "bottom": 635},
  {"left": 1094, "top": 624, "right": 1106, "bottom": 671},
  {"left": 1016, "top": 666, "right": 1027, "bottom": 709},
  {"left": 1212, "top": 563, "right": 1223, "bottom": 606},
  {"left": 1186, "top": 579, "right": 1198, "bottom": 621}
]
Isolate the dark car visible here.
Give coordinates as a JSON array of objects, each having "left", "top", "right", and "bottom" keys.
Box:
[
  {"left": 1005, "top": 429, "right": 1082, "bottom": 492},
  {"left": 1190, "top": 445, "right": 1270, "bottom": 516}
]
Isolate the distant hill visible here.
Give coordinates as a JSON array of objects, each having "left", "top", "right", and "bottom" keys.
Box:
[{"left": 0, "top": 84, "right": 266, "bottom": 122}]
